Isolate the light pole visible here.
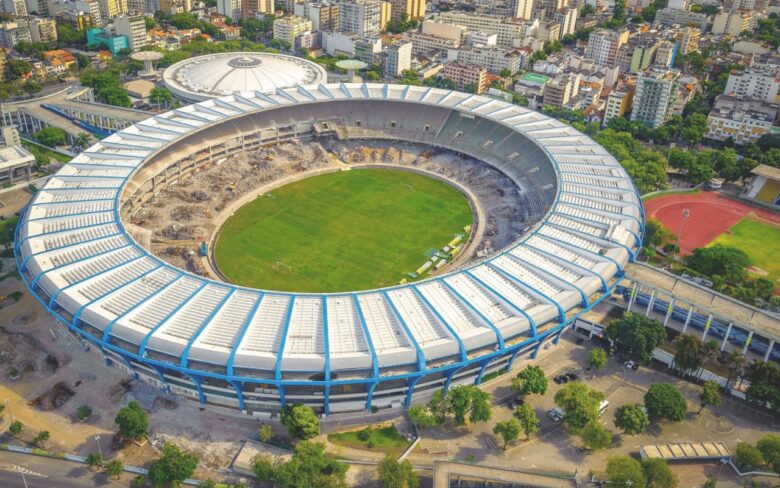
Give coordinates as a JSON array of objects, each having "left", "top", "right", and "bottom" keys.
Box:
[
  {"left": 19, "top": 468, "right": 28, "bottom": 488},
  {"left": 94, "top": 435, "right": 104, "bottom": 467},
  {"left": 674, "top": 207, "right": 690, "bottom": 263}
]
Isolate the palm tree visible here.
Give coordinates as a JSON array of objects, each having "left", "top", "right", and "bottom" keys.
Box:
[
  {"left": 726, "top": 349, "right": 746, "bottom": 389},
  {"left": 74, "top": 132, "right": 90, "bottom": 151}
]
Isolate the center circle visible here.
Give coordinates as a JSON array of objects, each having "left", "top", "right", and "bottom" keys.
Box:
[
  {"left": 213, "top": 168, "right": 474, "bottom": 293},
  {"left": 227, "top": 56, "right": 264, "bottom": 68}
]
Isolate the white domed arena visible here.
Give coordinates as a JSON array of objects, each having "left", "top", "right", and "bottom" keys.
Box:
[
  {"left": 15, "top": 83, "right": 643, "bottom": 416},
  {"left": 162, "top": 52, "right": 328, "bottom": 102}
]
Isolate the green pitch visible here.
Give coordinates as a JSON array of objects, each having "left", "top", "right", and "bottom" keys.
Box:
[
  {"left": 709, "top": 218, "right": 780, "bottom": 282},
  {"left": 214, "top": 169, "right": 473, "bottom": 292}
]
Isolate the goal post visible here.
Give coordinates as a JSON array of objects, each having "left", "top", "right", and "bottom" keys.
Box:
[
  {"left": 275, "top": 261, "right": 293, "bottom": 273},
  {"left": 400, "top": 183, "right": 414, "bottom": 191}
]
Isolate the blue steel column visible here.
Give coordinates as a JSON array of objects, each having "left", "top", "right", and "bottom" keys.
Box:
[
  {"left": 322, "top": 296, "right": 331, "bottom": 416},
  {"left": 274, "top": 297, "right": 295, "bottom": 406},
  {"left": 227, "top": 293, "right": 265, "bottom": 412},
  {"left": 352, "top": 295, "right": 380, "bottom": 411},
  {"left": 382, "top": 291, "right": 426, "bottom": 406}
]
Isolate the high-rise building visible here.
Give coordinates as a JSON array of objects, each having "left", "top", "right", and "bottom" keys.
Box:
[
  {"left": 242, "top": 0, "right": 272, "bottom": 16},
  {"left": 585, "top": 28, "right": 628, "bottom": 67},
  {"left": 29, "top": 17, "right": 58, "bottom": 42},
  {"left": 306, "top": 2, "right": 338, "bottom": 32},
  {"left": 0, "top": 19, "right": 32, "bottom": 48},
  {"left": 1, "top": 0, "right": 27, "bottom": 15},
  {"left": 603, "top": 83, "right": 634, "bottom": 126},
  {"left": 97, "top": 0, "right": 127, "bottom": 20},
  {"left": 385, "top": 40, "right": 411, "bottom": 77},
  {"left": 113, "top": 13, "right": 145, "bottom": 51},
  {"left": 388, "top": 0, "right": 423, "bottom": 22},
  {"left": 273, "top": 15, "right": 312, "bottom": 46},
  {"left": 436, "top": 12, "right": 530, "bottom": 49},
  {"left": 510, "top": 0, "right": 532, "bottom": 20},
  {"left": 380, "top": 0, "right": 390, "bottom": 30},
  {"left": 616, "top": 34, "right": 659, "bottom": 74},
  {"left": 216, "top": 0, "right": 241, "bottom": 19},
  {"left": 724, "top": 69, "right": 780, "bottom": 103},
  {"left": 631, "top": 68, "right": 680, "bottom": 128},
  {"left": 676, "top": 27, "right": 699, "bottom": 55},
  {"left": 712, "top": 11, "right": 753, "bottom": 37},
  {"left": 555, "top": 7, "right": 577, "bottom": 37},
  {"left": 441, "top": 61, "right": 487, "bottom": 94},
  {"left": 340, "top": 0, "right": 381, "bottom": 37},
  {"left": 654, "top": 40, "right": 676, "bottom": 68}
]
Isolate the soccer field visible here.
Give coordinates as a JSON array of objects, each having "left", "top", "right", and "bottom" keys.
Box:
[
  {"left": 214, "top": 169, "right": 473, "bottom": 292},
  {"left": 709, "top": 218, "right": 780, "bottom": 283}
]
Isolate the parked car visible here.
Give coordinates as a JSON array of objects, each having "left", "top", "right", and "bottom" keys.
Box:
[
  {"left": 547, "top": 407, "right": 564, "bottom": 422},
  {"left": 564, "top": 372, "right": 579, "bottom": 381}
]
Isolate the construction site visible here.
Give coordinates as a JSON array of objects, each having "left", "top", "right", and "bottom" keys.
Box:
[{"left": 125, "top": 139, "right": 530, "bottom": 282}]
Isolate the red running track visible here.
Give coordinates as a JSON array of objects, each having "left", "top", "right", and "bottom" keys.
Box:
[{"left": 643, "top": 191, "right": 780, "bottom": 255}]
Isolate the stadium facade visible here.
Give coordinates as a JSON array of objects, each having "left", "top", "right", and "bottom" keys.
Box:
[{"left": 15, "top": 84, "right": 643, "bottom": 416}]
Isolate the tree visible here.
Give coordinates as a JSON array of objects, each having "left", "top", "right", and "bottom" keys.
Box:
[
  {"left": 273, "top": 441, "right": 348, "bottom": 488},
  {"left": 511, "top": 365, "right": 548, "bottom": 396},
  {"left": 757, "top": 434, "right": 780, "bottom": 474},
  {"left": 604, "top": 313, "right": 667, "bottom": 364},
  {"left": 5, "top": 59, "right": 33, "bottom": 79},
  {"left": 587, "top": 348, "right": 608, "bottom": 370},
  {"left": 493, "top": 419, "right": 522, "bottom": 449},
  {"left": 147, "top": 444, "right": 198, "bottom": 488},
  {"left": 614, "top": 403, "right": 650, "bottom": 435},
  {"left": 642, "top": 458, "right": 678, "bottom": 488},
  {"left": 86, "top": 453, "right": 103, "bottom": 469},
  {"left": 581, "top": 421, "right": 612, "bottom": 450},
  {"left": 252, "top": 454, "right": 279, "bottom": 481},
  {"left": 554, "top": 382, "right": 605, "bottom": 431},
  {"left": 23, "top": 81, "right": 41, "bottom": 96},
  {"left": 686, "top": 245, "right": 750, "bottom": 283},
  {"left": 33, "top": 127, "right": 67, "bottom": 148},
  {"left": 644, "top": 383, "right": 687, "bottom": 422},
  {"left": 726, "top": 349, "right": 747, "bottom": 387},
  {"left": 734, "top": 442, "right": 764, "bottom": 469},
  {"left": 378, "top": 452, "right": 418, "bottom": 488},
  {"left": 448, "top": 385, "right": 491, "bottom": 425},
  {"left": 32, "top": 430, "right": 50, "bottom": 447},
  {"left": 259, "top": 423, "right": 274, "bottom": 443},
  {"left": 407, "top": 405, "right": 439, "bottom": 429},
  {"left": 8, "top": 420, "right": 23, "bottom": 436},
  {"left": 605, "top": 456, "right": 646, "bottom": 487},
  {"left": 76, "top": 405, "right": 92, "bottom": 422},
  {"left": 114, "top": 401, "right": 149, "bottom": 440},
  {"left": 99, "top": 86, "right": 132, "bottom": 108},
  {"left": 673, "top": 334, "right": 712, "bottom": 378},
  {"left": 106, "top": 459, "right": 124, "bottom": 479},
  {"left": 149, "top": 87, "right": 174, "bottom": 108},
  {"left": 513, "top": 403, "right": 539, "bottom": 439},
  {"left": 745, "top": 360, "right": 780, "bottom": 417},
  {"left": 280, "top": 403, "right": 320, "bottom": 440},
  {"left": 73, "top": 132, "right": 91, "bottom": 150},
  {"left": 699, "top": 381, "right": 721, "bottom": 413}
]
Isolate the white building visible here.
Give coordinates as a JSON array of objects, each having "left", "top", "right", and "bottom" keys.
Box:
[
  {"left": 447, "top": 46, "right": 523, "bottom": 75},
  {"left": 340, "top": 0, "right": 381, "bottom": 37},
  {"left": 385, "top": 40, "right": 411, "bottom": 77},
  {"left": 216, "top": 0, "right": 241, "bottom": 19},
  {"left": 631, "top": 68, "right": 680, "bottom": 128},
  {"left": 712, "top": 11, "right": 753, "bottom": 37},
  {"left": 113, "top": 14, "right": 146, "bottom": 51},
  {"left": 29, "top": 17, "right": 57, "bottom": 43},
  {"left": 467, "top": 31, "right": 497, "bottom": 48},
  {"left": 724, "top": 69, "right": 780, "bottom": 103},
  {"left": 0, "top": 144, "right": 34, "bottom": 183},
  {"left": 585, "top": 29, "right": 628, "bottom": 67},
  {"left": 706, "top": 95, "right": 778, "bottom": 145}
]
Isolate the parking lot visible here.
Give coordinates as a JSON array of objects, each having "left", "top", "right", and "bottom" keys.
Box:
[{"left": 409, "top": 331, "right": 777, "bottom": 486}]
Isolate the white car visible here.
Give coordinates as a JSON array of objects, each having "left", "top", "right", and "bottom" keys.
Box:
[{"left": 547, "top": 407, "right": 564, "bottom": 422}]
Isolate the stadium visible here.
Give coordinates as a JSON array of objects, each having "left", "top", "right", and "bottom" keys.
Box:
[{"left": 15, "top": 83, "right": 643, "bottom": 416}]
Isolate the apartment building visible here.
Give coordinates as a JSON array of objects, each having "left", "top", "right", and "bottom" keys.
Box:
[
  {"left": 1, "top": 0, "right": 27, "bottom": 16},
  {"left": 407, "top": 31, "right": 459, "bottom": 56},
  {"left": 273, "top": 15, "right": 312, "bottom": 45},
  {"left": 654, "top": 7, "right": 709, "bottom": 29},
  {"left": 603, "top": 83, "right": 635, "bottom": 126},
  {"left": 388, "top": 0, "right": 423, "bottom": 21},
  {"left": 97, "top": 0, "right": 127, "bottom": 20},
  {"left": 706, "top": 95, "right": 778, "bottom": 145},
  {"left": 447, "top": 46, "right": 522, "bottom": 75},
  {"left": 654, "top": 40, "right": 676, "bottom": 68},
  {"left": 676, "top": 27, "right": 699, "bottom": 55},
  {"left": 436, "top": 12, "right": 530, "bottom": 49},
  {"left": 712, "top": 11, "right": 753, "bottom": 37},
  {"left": 243, "top": 0, "right": 273, "bottom": 17},
  {"left": 724, "top": 69, "right": 780, "bottom": 103},
  {"left": 631, "top": 68, "right": 680, "bottom": 128},
  {"left": 340, "top": 0, "right": 381, "bottom": 37},
  {"left": 616, "top": 35, "right": 659, "bottom": 74},
  {"left": 510, "top": 0, "right": 532, "bottom": 20},
  {"left": 29, "top": 17, "right": 58, "bottom": 43},
  {"left": 113, "top": 14, "right": 145, "bottom": 51},
  {"left": 544, "top": 73, "right": 580, "bottom": 108},
  {"left": 585, "top": 28, "right": 629, "bottom": 67},
  {"left": 385, "top": 40, "right": 411, "bottom": 77},
  {"left": 441, "top": 61, "right": 487, "bottom": 94},
  {"left": 0, "top": 20, "right": 32, "bottom": 49}
]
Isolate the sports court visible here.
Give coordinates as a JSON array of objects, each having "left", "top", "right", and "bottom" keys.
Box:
[{"left": 644, "top": 191, "right": 780, "bottom": 255}]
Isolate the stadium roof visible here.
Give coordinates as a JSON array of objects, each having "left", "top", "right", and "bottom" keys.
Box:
[
  {"left": 16, "top": 83, "right": 643, "bottom": 391},
  {"left": 162, "top": 52, "right": 328, "bottom": 102}
]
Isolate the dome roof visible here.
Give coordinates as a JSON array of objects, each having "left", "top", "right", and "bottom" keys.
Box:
[{"left": 162, "top": 52, "right": 327, "bottom": 102}]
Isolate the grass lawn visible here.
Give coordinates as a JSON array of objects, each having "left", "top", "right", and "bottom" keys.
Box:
[
  {"left": 214, "top": 168, "right": 473, "bottom": 292},
  {"left": 327, "top": 425, "right": 410, "bottom": 452},
  {"left": 641, "top": 189, "right": 700, "bottom": 201},
  {"left": 708, "top": 217, "right": 780, "bottom": 283},
  {"left": 22, "top": 141, "right": 72, "bottom": 163}
]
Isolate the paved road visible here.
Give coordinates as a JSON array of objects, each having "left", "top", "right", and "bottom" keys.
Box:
[{"left": 0, "top": 451, "right": 128, "bottom": 487}]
